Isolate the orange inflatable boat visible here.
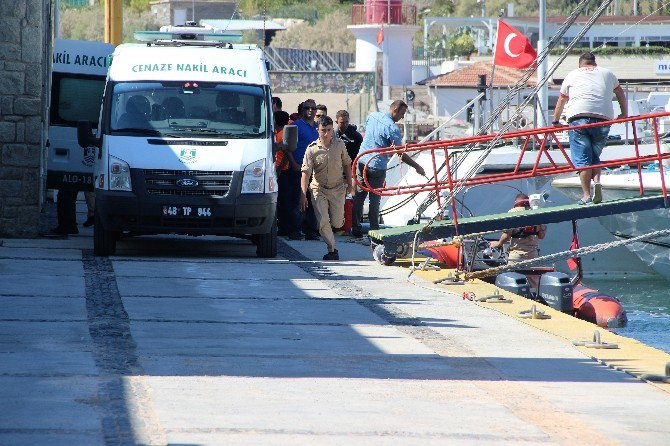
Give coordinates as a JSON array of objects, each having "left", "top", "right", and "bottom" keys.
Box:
[{"left": 573, "top": 283, "right": 627, "bottom": 328}]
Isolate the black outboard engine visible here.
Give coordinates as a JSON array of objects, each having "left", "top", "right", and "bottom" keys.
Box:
[
  {"left": 537, "top": 272, "right": 573, "bottom": 313},
  {"left": 495, "top": 272, "right": 531, "bottom": 298}
]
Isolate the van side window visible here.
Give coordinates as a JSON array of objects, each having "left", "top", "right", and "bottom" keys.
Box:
[{"left": 50, "top": 73, "right": 106, "bottom": 126}]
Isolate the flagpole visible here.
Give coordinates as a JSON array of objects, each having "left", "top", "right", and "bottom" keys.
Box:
[
  {"left": 537, "top": 0, "right": 548, "bottom": 126},
  {"left": 488, "top": 18, "right": 498, "bottom": 132}
]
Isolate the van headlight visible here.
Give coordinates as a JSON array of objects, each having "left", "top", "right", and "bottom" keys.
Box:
[
  {"left": 241, "top": 159, "right": 265, "bottom": 193},
  {"left": 109, "top": 156, "right": 132, "bottom": 191}
]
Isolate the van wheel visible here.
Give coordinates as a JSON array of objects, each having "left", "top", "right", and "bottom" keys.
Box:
[
  {"left": 93, "top": 214, "right": 117, "bottom": 256},
  {"left": 256, "top": 222, "right": 277, "bottom": 258}
]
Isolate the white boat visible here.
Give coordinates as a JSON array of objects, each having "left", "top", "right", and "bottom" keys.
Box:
[{"left": 552, "top": 163, "right": 670, "bottom": 279}]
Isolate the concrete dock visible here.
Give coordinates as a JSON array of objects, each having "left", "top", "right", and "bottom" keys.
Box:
[{"left": 1, "top": 227, "right": 669, "bottom": 445}]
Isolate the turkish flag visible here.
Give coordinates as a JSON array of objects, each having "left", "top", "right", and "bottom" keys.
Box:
[
  {"left": 493, "top": 20, "right": 537, "bottom": 69},
  {"left": 376, "top": 25, "right": 384, "bottom": 45},
  {"left": 566, "top": 232, "right": 580, "bottom": 271}
]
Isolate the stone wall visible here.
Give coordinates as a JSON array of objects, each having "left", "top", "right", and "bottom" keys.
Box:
[{"left": 0, "top": 0, "right": 47, "bottom": 237}]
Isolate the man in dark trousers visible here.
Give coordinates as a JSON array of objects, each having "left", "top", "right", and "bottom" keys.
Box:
[
  {"left": 335, "top": 109, "right": 363, "bottom": 164},
  {"left": 352, "top": 100, "right": 425, "bottom": 237},
  {"left": 287, "top": 98, "right": 320, "bottom": 240},
  {"left": 49, "top": 189, "right": 78, "bottom": 235}
]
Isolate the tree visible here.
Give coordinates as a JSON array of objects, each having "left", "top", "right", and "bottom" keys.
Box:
[
  {"left": 129, "top": 0, "right": 152, "bottom": 13},
  {"left": 269, "top": 10, "right": 354, "bottom": 53}
]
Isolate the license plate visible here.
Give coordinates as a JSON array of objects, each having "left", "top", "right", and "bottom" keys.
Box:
[{"left": 163, "top": 205, "right": 212, "bottom": 217}]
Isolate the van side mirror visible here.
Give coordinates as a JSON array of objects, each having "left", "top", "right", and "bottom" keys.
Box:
[
  {"left": 77, "top": 121, "right": 100, "bottom": 149},
  {"left": 282, "top": 125, "right": 298, "bottom": 152}
]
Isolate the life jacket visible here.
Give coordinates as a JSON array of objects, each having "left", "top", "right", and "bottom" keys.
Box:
[
  {"left": 510, "top": 225, "right": 539, "bottom": 238},
  {"left": 509, "top": 199, "right": 538, "bottom": 238}
]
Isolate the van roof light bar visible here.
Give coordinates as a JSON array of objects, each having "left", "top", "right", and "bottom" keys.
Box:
[{"left": 134, "top": 23, "right": 243, "bottom": 44}]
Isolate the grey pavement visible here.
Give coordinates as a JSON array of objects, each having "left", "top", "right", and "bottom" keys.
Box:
[{"left": 1, "top": 220, "right": 670, "bottom": 445}]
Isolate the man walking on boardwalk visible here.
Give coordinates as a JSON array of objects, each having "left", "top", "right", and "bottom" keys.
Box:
[
  {"left": 300, "top": 115, "right": 353, "bottom": 260},
  {"left": 552, "top": 51, "right": 627, "bottom": 205},
  {"left": 352, "top": 100, "right": 425, "bottom": 237}
]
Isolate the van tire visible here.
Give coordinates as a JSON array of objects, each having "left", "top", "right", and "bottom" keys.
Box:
[
  {"left": 256, "top": 222, "right": 277, "bottom": 258},
  {"left": 94, "top": 214, "right": 117, "bottom": 256}
]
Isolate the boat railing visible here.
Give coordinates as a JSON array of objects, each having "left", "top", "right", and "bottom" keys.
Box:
[{"left": 353, "top": 111, "right": 670, "bottom": 228}]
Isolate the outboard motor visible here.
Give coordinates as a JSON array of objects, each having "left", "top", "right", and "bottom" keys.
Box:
[
  {"left": 495, "top": 272, "right": 531, "bottom": 298},
  {"left": 537, "top": 272, "right": 573, "bottom": 313}
]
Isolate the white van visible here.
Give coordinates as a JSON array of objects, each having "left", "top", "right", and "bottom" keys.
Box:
[
  {"left": 78, "top": 27, "right": 280, "bottom": 257},
  {"left": 47, "top": 39, "right": 113, "bottom": 190}
]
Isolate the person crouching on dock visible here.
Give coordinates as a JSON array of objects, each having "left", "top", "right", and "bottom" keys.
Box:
[{"left": 490, "top": 193, "right": 547, "bottom": 289}]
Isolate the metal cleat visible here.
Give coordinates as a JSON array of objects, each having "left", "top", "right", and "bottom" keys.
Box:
[
  {"left": 433, "top": 272, "right": 465, "bottom": 285},
  {"left": 572, "top": 330, "right": 619, "bottom": 349},
  {"left": 640, "top": 362, "right": 670, "bottom": 383},
  {"left": 475, "top": 288, "right": 512, "bottom": 303},
  {"left": 517, "top": 304, "right": 551, "bottom": 319}
]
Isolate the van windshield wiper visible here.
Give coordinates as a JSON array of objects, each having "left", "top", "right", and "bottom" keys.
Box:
[
  {"left": 170, "top": 128, "right": 239, "bottom": 138},
  {"left": 232, "top": 131, "right": 264, "bottom": 138},
  {"left": 113, "top": 128, "right": 161, "bottom": 136}
]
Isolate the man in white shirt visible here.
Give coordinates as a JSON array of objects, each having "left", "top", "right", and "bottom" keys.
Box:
[{"left": 552, "top": 52, "right": 627, "bottom": 205}]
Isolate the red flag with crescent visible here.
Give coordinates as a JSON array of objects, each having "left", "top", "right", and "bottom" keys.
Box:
[
  {"left": 493, "top": 20, "right": 537, "bottom": 69},
  {"left": 376, "top": 24, "right": 384, "bottom": 45}
]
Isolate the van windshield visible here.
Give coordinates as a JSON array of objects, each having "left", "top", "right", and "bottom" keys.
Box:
[{"left": 109, "top": 81, "right": 268, "bottom": 138}]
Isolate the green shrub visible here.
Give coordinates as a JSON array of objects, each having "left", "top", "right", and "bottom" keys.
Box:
[
  {"left": 59, "top": 7, "right": 159, "bottom": 43},
  {"left": 549, "top": 45, "right": 670, "bottom": 56},
  {"left": 269, "top": 10, "right": 354, "bottom": 53}
]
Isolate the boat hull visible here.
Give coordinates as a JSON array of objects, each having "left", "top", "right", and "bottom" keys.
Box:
[{"left": 552, "top": 170, "right": 670, "bottom": 280}]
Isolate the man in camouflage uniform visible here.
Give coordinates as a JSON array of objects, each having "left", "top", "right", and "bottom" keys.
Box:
[{"left": 300, "top": 115, "right": 354, "bottom": 260}]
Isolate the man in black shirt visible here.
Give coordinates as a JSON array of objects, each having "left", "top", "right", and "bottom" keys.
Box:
[{"left": 335, "top": 110, "right": 363, "bottom": 165}]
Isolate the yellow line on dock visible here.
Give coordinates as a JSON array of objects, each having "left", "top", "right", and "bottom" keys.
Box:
[{"left": 404, "top": 262, "right": 670, "bottom": 393}]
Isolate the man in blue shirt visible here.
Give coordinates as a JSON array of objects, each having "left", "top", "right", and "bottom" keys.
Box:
[
  {"left": 352, "top": 100, "right": 425, "bottom": 237},
  {"left": 285, "top": 98, "right": 319, "bottom": 240}
]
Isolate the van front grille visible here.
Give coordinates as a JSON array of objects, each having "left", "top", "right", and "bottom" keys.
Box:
[{"left": 142, "top": 169, "right": 234, "bottom": 197}]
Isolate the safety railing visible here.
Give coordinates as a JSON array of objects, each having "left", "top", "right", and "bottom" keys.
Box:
[
  {"left": 351, "top": 4, "right": 417, "bottom": 26},
  {"left": 353, "top": 111, "right": 670, "bottom": 228}
]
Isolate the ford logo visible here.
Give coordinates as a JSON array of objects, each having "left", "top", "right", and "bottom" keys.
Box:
[{"left": 176, "top": 178, "right": 199, "bottom": 187}]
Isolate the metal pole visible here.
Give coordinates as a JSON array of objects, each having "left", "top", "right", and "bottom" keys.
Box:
[
  {"left": 488, "top": 19, "right": 498, "bottom": 129},
  {"left": 424, "top": 19, "right": 429, "bottom": 81},
  {"left": 105, "top": 0, "right": 123, "bottom": 46},
  {"left": 537, "top": 0, "right": 548, "bottom": 126},
  {"left": 54, "top": 0, "right": 59, "bottom": 38}
]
